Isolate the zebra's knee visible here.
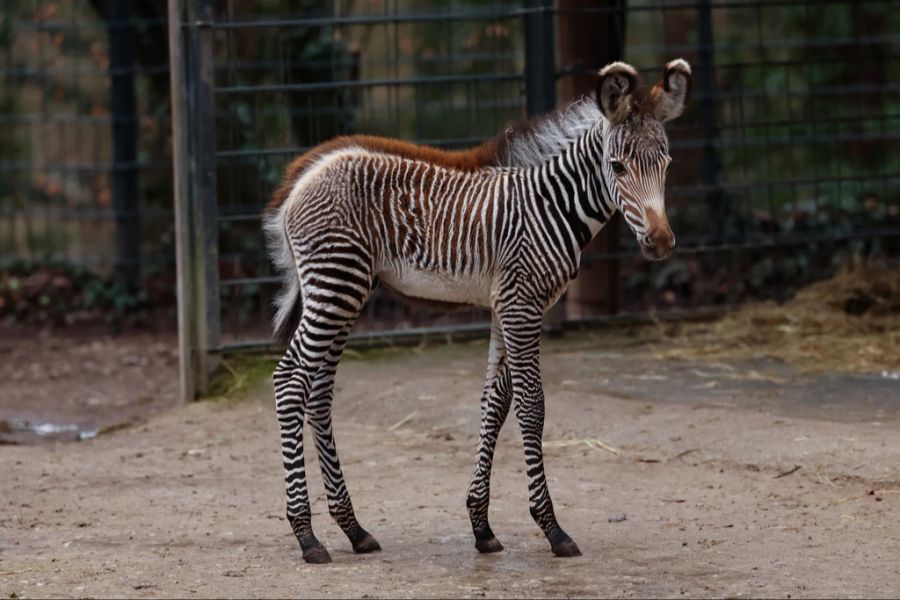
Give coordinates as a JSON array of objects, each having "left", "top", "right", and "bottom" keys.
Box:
[
  {"left": 273, "top": 352, "right": 299, "bottom": 386},
  {"left": 305, "top": 402, "right": 331, "bottom": 430},
  {"left": 466, "top": 478, "right": 489, "bottom": 514},
  {"left": 327, "top": 497, "right": 354, "bottom": 520}
]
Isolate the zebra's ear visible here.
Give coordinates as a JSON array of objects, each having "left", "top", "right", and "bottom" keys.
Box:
[
  {"left": 597, "top": 62, "right": 639, "bottom": 124},
  {"left": 653, "top": 59, "right": 692, "bottom": 122}
]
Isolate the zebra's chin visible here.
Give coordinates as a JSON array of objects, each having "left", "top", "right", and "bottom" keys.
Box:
[{"left": 639, "top": 241, "right": 673, "bottom": 262}]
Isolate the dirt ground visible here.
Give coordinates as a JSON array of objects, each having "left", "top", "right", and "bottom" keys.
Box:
[
  {"left": 2, "top": 328, "right": 900, "bottom": 598},
  {"left": 0, "top": 325, "right": 179, "bottom": 443}
]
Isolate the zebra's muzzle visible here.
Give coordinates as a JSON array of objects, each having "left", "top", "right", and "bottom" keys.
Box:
[{"left": 639, "top": 233, "right": 675, "bottom": 261}]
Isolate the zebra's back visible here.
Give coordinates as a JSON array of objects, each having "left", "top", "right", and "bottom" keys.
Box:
[{"left": 285, "top": 147, "right": 520, "bottom": 307}]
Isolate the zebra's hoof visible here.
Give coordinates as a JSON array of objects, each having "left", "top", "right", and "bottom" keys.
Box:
[
  {"left": 299, "top": 534, "right": 332, "bottom": 564},
  {"left": 475, "top": 537, "right": 504, "bottom": 554},
  {"left": 551, "top": 538, "right": 582, "bottom": 558},
  {"left": 302, "top": 544, "right": 333, "bottom": 564},
  {"left": 352, "top": 533, "right": 382, "bottom": 554}
]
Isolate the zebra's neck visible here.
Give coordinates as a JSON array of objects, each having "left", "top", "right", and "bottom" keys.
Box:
[{"left": 529, "top": 124, "right": 616, "bottom": 250}]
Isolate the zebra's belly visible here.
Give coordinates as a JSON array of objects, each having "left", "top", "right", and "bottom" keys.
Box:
[{"left": 377, "top": 266, "right": 492, "bottom": 308}]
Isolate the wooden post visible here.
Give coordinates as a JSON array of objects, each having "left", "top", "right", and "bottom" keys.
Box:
[
  {"left": 697, "top": 0, "right": 722, "bottom": 231},
  {"left": 107, "top": 0, "right": 141, "bottom": 292},
  {"left": 167, "top": 0, "right": 194, "bottom": 401},
  {"left": 524, "top": 0, "right": 556, "bottom": 118},
  {"left": 557, "top": 0, "right": 626, "bottom": 320},
  {"left": 167, "top": 0, "right": 220, "bottom": 400},
  {"left": 524, "top": 0, "right": 566, "bottom": 333},
  {"left": 191, "top": 0, "right": 221, "bottom": 392}
]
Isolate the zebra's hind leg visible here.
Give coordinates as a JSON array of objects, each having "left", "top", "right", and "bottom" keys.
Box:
[
  {"left": 274, "top": 327, "right": 333, "bottom": 564},
  {"left": 498, "top": 304, "right": 581, "bottom": 558},
  {"left": 275, "top": 244, "right": 375, "bottom": 564},
  {"left": 307, "top": 320, "right": 382, "bottom": 555},
  {"left": 467, "top": 319, "right": 512, "bottom": 553}
]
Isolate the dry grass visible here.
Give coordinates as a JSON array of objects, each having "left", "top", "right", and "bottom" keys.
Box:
[{"left": 660, "top": 263, "right": 900, "bottom": 374}]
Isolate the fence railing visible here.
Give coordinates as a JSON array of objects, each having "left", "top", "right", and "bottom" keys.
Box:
[
  {"left": 1, "top": 2, "right": 172, "bottom": 292},
  {"left": 4, "top": 1, "right": 899, "bottom": 399},
  {"left": 168, "top": 0, "right": 900, "bottom": 396}
]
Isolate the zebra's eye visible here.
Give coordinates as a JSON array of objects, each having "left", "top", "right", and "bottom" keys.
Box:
[
  {"left": 610, "top": 160, "right": 626, "bottom": 175},
  {"left": 665, "top": 162, "right": 672, "bottom": 175}
]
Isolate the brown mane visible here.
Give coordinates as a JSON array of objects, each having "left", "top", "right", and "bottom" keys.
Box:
[
  {"left": 265, "top": 95, "right": 606, "bottom": 216},
  {"left": 265, "top": 134, "right": 507, "bottom": 216},
  {"left": 262, "top": 95, "right": 605, "bottom": 334}
]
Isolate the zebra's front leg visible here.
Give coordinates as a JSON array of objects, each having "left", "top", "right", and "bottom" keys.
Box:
[
  {"left": 498, "top": 306, "right": 581, "bottom": 558},
  {"left": 467, "top": 320, "right": 513, "bottom": 553},
  {"left": 306, "top": 322, "right": 381, "bottom": 555}
]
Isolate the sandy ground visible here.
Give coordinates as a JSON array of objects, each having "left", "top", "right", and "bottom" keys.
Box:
[
  {"left": 2, "top": 330, "right": 900, "bottom": 598},
  {"left": 0, "top": 326, "right": 179, "bottom": 442}
]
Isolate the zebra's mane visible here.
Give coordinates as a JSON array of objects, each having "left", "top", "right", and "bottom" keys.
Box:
[{"left": 496, "top": 94, "right": 602, "bottom": 168}]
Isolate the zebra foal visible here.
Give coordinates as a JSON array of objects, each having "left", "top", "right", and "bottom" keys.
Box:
[{"left": 264, "top": 59, "right": 691, "bottom": 562}]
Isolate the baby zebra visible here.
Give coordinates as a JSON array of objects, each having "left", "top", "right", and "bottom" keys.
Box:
[{"left": 264, "top": 59, "right": 691, "bottom": 562}]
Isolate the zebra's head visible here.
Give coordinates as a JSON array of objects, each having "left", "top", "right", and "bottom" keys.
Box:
[{"left": 596, "top": 59, "right": 691, "bottom": 261}]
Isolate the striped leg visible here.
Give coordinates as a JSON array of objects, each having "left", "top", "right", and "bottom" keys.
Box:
[
  {"left": 274, "top": 241, "right": 374, "bottom": 564},
  {"left": 274, "top": 321, "right": 335, "bottom": 563},
  {"left": 467, "top": 318, "right": 513, "bottom": 553},
  {"left": 497, "top": 304, "right": 581, "bottom": 558},
  {"left": 306, "top": 321, "right": 382, "bottom": 555}
]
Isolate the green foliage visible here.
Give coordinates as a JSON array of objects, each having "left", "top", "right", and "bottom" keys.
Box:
[
  {"left": 206, "top": 355, "right": 277, "bottom": 401},
  {"left": 0, "top": 258, "right": 155, "bottom": 328}
]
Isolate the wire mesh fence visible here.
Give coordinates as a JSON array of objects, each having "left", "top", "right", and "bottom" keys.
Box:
[
  {"left": 3, "top": 1, "right": 900, "bottom": 368},
  {"left": 210, "top": 2, "right": 534, "bottom": 347},
  {"left": 1, "top": 1, "right": 172, "bottom": 296},
  {"left": 202, "top": 0, "right": 900, "bottom": 350}
]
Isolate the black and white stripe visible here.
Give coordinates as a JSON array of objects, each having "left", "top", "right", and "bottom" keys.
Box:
[{"left": 264, "top": 59, "right": 691, "bottom": 562}]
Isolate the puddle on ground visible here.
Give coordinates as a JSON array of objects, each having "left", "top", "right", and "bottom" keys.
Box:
[{"left": 0, "top": 417, "right": 99, "bottom": 444}]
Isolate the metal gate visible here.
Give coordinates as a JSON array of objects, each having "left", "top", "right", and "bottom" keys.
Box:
[{"left": 167, "top": 0, "right": 900, "bottom": 398}]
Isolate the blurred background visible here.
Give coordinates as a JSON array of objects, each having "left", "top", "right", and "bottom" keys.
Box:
[{"left": 1, "top": 0, "right": 898, "bottom": 409}]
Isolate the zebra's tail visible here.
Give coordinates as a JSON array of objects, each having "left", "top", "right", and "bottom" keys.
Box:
[{"left": 263, "top": 201, "right": 302, "bottom": 346}]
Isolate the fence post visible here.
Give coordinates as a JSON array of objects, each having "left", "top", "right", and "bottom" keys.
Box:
[
  {"left": 107, "top": 0, "right": 140, "bottom": 292},
  {"left": 697, "top": 0, "right": 722, "bottom": 234},
  {"left": 556, "top": 0, "right": 626, "bottom": 322},
  {"left": 191, "top": 0, "right": 221, "bottom": 392},
  {"left": 168, "top": 0, "right": 193, "bottom": 401},
  {"left": 524, "top": 0, "right": 565, "bottom": 332},
  {"left": 167, "top": 0, "right": 220, "bottom": 401},
  {"left": 524, "top": 0, "right": 556, "bottom": 117}
]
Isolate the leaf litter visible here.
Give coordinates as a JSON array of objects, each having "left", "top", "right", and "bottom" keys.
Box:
[{"left": 658, "top": 263, "right": 900, "bottom": 375}]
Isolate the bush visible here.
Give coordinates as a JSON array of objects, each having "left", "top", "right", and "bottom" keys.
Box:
[{"left": 0, "top": 259, "right": 154, "bottom": 328}]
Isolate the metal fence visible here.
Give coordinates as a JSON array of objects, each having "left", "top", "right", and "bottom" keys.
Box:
[
  {"left": 1, "top": 1, "right": 172, "bottom": 294},
  {"left": 210, "top": 2, "right": 539, "bottom": 349},
  {"left": 4, "top": 1, "right": 900, "bottom": 398}
]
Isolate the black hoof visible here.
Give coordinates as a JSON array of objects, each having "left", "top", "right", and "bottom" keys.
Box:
[
  {"left": 299, "top": 534, "right": 332, "bottom": 564},
  {"left": 302, "top": 544, "right": 333, "bottom": 564},
  {"left": 352, "top": 532, "right": 382, "bottom": 554},
  {"left": 475, "top": 536, "right": 504, "bottom": 554},
  {"left": 551, "top": 538, "right": 582, "bottom": 557}
]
